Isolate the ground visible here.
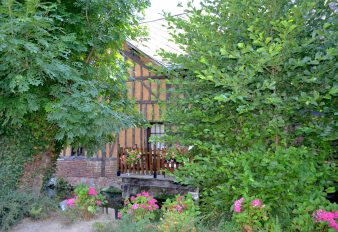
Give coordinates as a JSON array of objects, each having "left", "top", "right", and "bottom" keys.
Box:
[{"left": 10, "top": 209, "right": 116, "bottom": 232}]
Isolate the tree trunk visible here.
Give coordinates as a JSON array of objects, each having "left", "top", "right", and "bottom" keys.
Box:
[
  {"left": 101, "top": 148, "right": 106, "bottom": 177},
  {"left": 31, "top": 149, "right": 53, "bottom": 198}
]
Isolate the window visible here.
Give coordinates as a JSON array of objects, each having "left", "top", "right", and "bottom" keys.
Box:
[
  {"left": 147, "top": 123, "right": 165, "bottom": 150},
  {"left": 71, "top": 147, "right": 85, "bottom": 156}
]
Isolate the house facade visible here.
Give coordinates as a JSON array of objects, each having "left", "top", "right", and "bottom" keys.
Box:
[{"left": 55, "top": 42, "right": 170, "bottom": 187}]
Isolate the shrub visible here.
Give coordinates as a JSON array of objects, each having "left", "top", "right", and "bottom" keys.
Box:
[
  {"left": 53, "top": 177, "right": 73, "bottom": 201},
  {"left": 114, "top": 215, "right": 157, "bottom": 232},
  {"left": 121, "top": 191, "right": 159, "bottom": 221},
  {"left": 160, "top": 0, "right": 337, "bottom": 228},
  {"left": 158, "top": 194, "right": 199, "bottom": 232},
  {"left": 232, "top": 197, "right": 268, "bottom": 231},
  {"left": 178, "top": 144, "right": 336, "bottom": 225},
  {"left": 65, "top": 184, "right": 106, "bottom": 220},
  {"left": 0, "top": 191, "right": 33, "bottom": 230},
  {"left": 29, "top": 196, "right": 58, "bottom": 220}
]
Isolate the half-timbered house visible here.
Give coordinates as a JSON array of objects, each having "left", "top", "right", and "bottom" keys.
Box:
[{"left": 56, "top": 41, "right": 172, "bottom": 186}]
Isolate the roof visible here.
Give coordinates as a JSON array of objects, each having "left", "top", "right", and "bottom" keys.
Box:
[{"left": 127, "top": 17, "right": 184, "bottom": 67}]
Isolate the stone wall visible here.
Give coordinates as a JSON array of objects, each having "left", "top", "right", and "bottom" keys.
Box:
[
  {"left": 56, "top": 157, "right": 121, "bottom": 189},
  {"left": 121, "top": 176, "right": 198, "bottom": 199}
]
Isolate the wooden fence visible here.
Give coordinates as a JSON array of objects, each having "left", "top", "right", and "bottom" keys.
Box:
[{"left": 117, "top": 146, "right": 182, "bottom": 178}]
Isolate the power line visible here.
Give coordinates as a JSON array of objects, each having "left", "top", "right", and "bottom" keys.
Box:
[{"left": 139, "top": 12, "right": 188, "bottom": 25}]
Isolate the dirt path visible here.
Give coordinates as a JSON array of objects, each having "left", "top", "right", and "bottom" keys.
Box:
[{"left": 10, "top": 211, "right": 116, "bottom": 232}]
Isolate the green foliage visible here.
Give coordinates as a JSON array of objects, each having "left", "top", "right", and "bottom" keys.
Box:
[
  {"left": 73, "top": 184, "right": 106, "bottom": 216},
  {"left": 28, "top": 196, "right": 58, "bottom": 220},
  {"left": 159, "top": 194, "right": 199, "bottom": 232},
  {"left": 0, "top": 0, "right": 150, "bottom": 152},
  {"left": 159, "top": 0, "right": 338, "bottom": 229},
  {"left": 53, "top": 177, "right": 73, "bottom": 201},
  {"left": 92, "top": 221, "right": 109, "bottom": 232},
  {"left": 121, "top": 192, "right": 159, "bottom": 221},
  {"left": 114, "top": 215, "right": 157, "bottom": 232},
  {"left": 232, "top": 197, "right": 268, "bottom": 231},
  {"left": 0, "top": 134, "right": 33, "bottom": 195},
  {"left": 59, "top": 207, "right": 82, "bottom": 225},
  {"left": 0, "top": 188, "right": 57, "bottom": 230},
  {"left": 0, "top": 191, "right": 33, "bottom": 231}
]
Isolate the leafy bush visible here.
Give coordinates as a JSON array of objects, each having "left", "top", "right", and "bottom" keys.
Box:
[
  {"left": 0, "top": 191, "right": 33, "bottom": 230},
  {"left": 66, "top": 184, "right": 106, "bottom": 220},
  {"left": 232, "top": 197, "right": 268, "bottom": 231},
  {"left": 159, "top": 0, "right": 337, "bottom": 228},
  {"left": 158, "top": 194, "right": 199, "bottom": 232},
  {"left": 178, "top": 145, "right": 336, "bottom": 224},
  {"left": 92, "top": 221, "right": 109, "bottom": 232},
  {"left": 121, "top": 191, "right": 159, "bottom": 221},
  {"left": 53, "top": 177, "right": 73, "bottom": 201},
  {"left": 114, "top": 215, "right": 157, "bottom": 232},
  {"left": 29, "top": 196, "right": 58, "bottom": 220}
]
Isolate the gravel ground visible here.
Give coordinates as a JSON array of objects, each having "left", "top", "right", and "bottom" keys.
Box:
[{"left": 10, "top": 209, "right": 116, "bottom": 232}]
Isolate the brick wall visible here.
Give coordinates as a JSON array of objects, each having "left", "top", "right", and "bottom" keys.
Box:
[{"left": 56, "top": 157, "right": 121, "bottom": 188}]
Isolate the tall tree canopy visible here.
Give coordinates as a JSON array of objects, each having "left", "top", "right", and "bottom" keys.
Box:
[
  {"left": 0, "top": 0, "right": 149, "bottom": 151},
  {"left": 161, "top": 0, "right": 337, "bottom": 226}
]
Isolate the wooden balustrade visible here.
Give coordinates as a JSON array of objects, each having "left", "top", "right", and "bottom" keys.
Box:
[{"left": 117, "top": 146, "right": 182, "bottom": 178}]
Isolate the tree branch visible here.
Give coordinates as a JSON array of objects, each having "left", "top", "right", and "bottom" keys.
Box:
[{"left": 84, "top": 47, "right": 95, "bottom": 64}]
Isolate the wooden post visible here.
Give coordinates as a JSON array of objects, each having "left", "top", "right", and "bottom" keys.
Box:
[
  {"left": 117, "top": 145, "right": 121, "bottom": 176},
  {"left": 153, "top": 145, "right": 157, "bottom": 178}
]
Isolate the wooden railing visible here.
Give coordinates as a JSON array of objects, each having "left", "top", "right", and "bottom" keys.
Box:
[{"left": 117, "top": 146, "right": 182, "bottom": 178}]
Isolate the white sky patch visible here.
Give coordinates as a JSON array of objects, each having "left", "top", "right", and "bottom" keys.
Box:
[{"left": 130, "top": 0, "right": 200, "bottom": 65}]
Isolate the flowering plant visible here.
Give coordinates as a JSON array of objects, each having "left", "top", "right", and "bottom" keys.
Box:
[
  {"left": 65, "top": 184, "right": 106, "bottom": 220},
  {"left": 164, "top": 150, "right": 176, "bottom": 164},
  {"left": 232, "top": 197, "right": 268, "bottom": 232},
  {"left": 120, "top": 191, "right": 159, "bottom": 221},
  {"left": 314, "top": 209, "right": 338, "bottom": 231},
  {"left": 125, "top": 148, "right": 142, "bottom": 165},
  {"left": 158, "top": 194, "right": 199, "bottom": 232}
]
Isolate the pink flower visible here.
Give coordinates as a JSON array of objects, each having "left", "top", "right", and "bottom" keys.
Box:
[
  {"left": 96, "top": 200, "right": 102, "bottom": 206},
  {"left": 148, "top": 198, "right": 156, "bottom": 206},
  {"left": 117, "top": 212, "right": 122, "bottom": 219},
  {"left": 66, "top": 198, "right": 75, "bottom": 206},
  {"left": 314, "top": 209, "right": 338, "bottom": 230},
  {"left": 130, "top": 196, "right": 135, "bottom": 201},
  {"left": 140, "top": 204, "right": 146, "bottom": 209},
  {"left": 234, "top": 197, "right": 244, "bottom": 213},
  {"left": 251, "top": 199, "right": 262, "bottom": 207},
  {"left": 137, "top": 193, "right": 141, "bottom": 197},
  {"left": 137, "top": 155, "right": 141, "bottom": 158},
  {"left": 176, "top": 205, "right": 183, "bottom": 213},
  {"left": 132, "top": 203, "right": 139, "bottom": 210},
  {"left": 88, "top": 187, "right": 97, "bottom": 196},
  {"left": 328, "top": 220, "right": 338, "bottom": 230},
  {"left": 315, "top": 210, "right": 334, "bottom": 222},
  {"left": 334, "top": 211, "right": 338, "bottom": 218},
  {"left": 142, "top": 191, "right": 150, "bottom": 198}
]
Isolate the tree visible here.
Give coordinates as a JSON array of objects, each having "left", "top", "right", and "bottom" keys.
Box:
[
  {"left": 161, "top": 0, "right": 337, "bottom": 227},
  {"left": 0, "top": 0, "right": 150, "bottom": 196}
]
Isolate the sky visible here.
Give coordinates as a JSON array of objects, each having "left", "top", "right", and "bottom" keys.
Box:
[
  {"left": 144, "top": 0, "right": 191, "bottom": 21},
  {"left": 130, "top": 0, "right": 200, "bottom": 64}
]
